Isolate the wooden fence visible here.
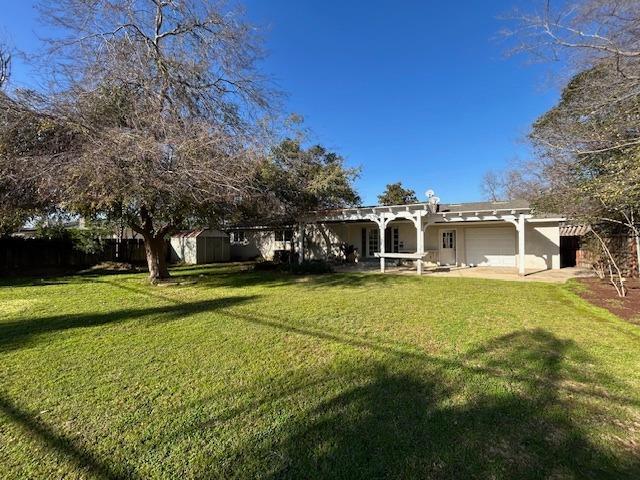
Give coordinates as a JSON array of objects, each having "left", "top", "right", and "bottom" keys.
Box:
[{"left": 0, "top": 238, "right": 166, "bottom": 271}]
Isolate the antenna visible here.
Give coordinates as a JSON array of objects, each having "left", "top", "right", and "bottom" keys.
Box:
[{"left": 425, "top": 189, "right": 440, "bottom": 213}]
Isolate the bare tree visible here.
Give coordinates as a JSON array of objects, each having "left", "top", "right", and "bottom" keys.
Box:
[
  {"left": 0, "top": 43, "right": 9, "bottom": 89},
  {"left": 1, "top": 0, "right": 276, "bottom": 281},
  {"left": 501, "top": 1, "right": 640, "bottom": 290},
  {"left": 504, "top": 0, "right": 640, "bottom": 155},
  {"left": 480, "top": 171, "right": 504, "bottom": 202}
]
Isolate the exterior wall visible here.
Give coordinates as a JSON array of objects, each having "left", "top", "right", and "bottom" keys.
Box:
[
  {"left": 170, "top": 237, "right": 197, "bottom": 264},
  {"left": 229, "top": 219, "right": 561, "bottom": 270},
  {"left": 523, "top": 222, "right": 560, "bottom": 270},
  {"left": 423, "top": 221, "right": 560, "bottom": 270},
  {"left": 171, "top": 235, "right": 230, "bottom": 264},
  {"left": 305, "top": 223, "right": 348, "bottom": 260},
  {"left": 230, "top": 230, "right": 294, "bottom": 261},
  {"left": 196, "top": 236, "right": 231, "bottom": 263}
]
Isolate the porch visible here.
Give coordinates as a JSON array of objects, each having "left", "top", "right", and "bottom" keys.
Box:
[{"left": 298, "top": 202, "right": 543, "bottom": 276}]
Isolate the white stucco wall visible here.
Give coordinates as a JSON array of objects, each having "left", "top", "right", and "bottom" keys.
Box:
[
  {"left": 425, "top": 221, "right": 560, "bottom": 270},
  {"left": 522, "top": 221, "right": 560, "bottom": 270}
]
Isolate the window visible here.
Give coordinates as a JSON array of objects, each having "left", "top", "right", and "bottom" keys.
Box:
[
  {"left": 368, "top": 228, "right": 379, "bottom": 257},
  {"left": 393, "top": 227, "right": 399, "bottom": 253},
  {"left": 231, "top": 230, "right": 246, "bottom": 244},
  {"left": 442, "top": 231, "right": 455, "bottom": 249},
  {"left": 275, "top": 229, "right": 293, "bottom": 242}
]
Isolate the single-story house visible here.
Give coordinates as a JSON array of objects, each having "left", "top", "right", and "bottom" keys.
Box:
[{"left": 228, "top": 198, "right": 564, "bottom": 276}]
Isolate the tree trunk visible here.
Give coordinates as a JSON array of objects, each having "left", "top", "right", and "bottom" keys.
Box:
[
  {"left": 144, "top": 234, "right": 170, "bottom": 283},
  {"left": 316, "top": 223, "right": 332, "bottom": 260}
]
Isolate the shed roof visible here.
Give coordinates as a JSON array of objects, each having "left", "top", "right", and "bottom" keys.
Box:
[{"left": 172, "top": 229, "right": 228, "bottom": 238}]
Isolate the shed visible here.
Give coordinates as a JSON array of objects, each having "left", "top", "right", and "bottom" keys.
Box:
[{"left": 170, "top": 229, "right": 230, "bottom": 264}]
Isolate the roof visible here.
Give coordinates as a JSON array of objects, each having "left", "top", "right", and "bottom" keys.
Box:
[
  {"left": 172, "top": 229, "right": 228, "bottom": 238},
  {"left": 316, "top": 199, "right": 533, "bottom": 216},
  {"left": 437, "top": 200, "right": 531, "bottom": 213}
]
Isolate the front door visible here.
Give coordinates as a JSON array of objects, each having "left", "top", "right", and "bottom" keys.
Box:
[{"left": 440, "top": 230, "right": 456, "bottom": 265}]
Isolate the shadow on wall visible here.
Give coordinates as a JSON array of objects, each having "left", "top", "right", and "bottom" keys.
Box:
[
  {"left": 526, "top": 226, "right": 559, "bottom": 270},
  {"left": 230, "top": 230, "right": 276, "bottom": 261}
]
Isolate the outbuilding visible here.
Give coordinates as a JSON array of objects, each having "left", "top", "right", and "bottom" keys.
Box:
[{"left": 170, "top": 229, "right": 230, "bottom": 264}]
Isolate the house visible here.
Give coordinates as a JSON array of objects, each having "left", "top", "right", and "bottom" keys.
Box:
[
  {"left": 229, "top": 226, "right": 295, "bottom": 261},
  {"left": 228, "top": 196, "right": 565, "bottom": 276}
]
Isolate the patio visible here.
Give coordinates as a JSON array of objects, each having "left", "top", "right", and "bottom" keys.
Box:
[{"left": 334, "top": 261, "right": 592, "bottom": 283}]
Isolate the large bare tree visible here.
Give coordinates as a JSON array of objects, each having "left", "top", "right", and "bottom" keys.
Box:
[{"left": 0, "top": 0, "right": 274, "bottom": 281}]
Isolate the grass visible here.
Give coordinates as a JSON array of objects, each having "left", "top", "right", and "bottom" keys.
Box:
[{"left": 1, "top": 264, "right": 639, "bottom": 479}]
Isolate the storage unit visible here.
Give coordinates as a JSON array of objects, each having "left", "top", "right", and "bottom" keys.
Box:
[{"left": 170, "top": 229, "right": 230, "bottom": 264}]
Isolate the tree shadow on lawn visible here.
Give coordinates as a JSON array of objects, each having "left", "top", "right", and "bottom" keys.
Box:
[
  {"left": 0, "top": 295, "right": 257, "bottom": 353},
  {"left": 193, "top": 313, "right": 640, "bottom": 479},
  {"left": 2, "top": 307, "right": 639, "bottom": 478},
  {"left": 0, "top": 394, "right": 138, "bottom": 480},
  {"left": 213, "top": 310, "right": 639, "bottom": 410},
  {"left": 182, "top": 268, "right": 422, "bottom": 292}
]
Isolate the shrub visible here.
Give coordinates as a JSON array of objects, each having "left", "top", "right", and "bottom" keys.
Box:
[
  {"left": 288, "top": 260, "right": 333, "bottom": 274},
  {"left": 253, "top": 259, "right": 333, "bottom": 274}
]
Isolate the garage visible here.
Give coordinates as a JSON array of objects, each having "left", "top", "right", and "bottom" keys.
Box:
[{"left": 465, "top": 227, "right": 516, "bottom": 267}]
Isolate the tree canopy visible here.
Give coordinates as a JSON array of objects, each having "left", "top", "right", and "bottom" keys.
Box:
[
  {"left": 495, "top": 0, "right": 640, "bottom": 293},
  {"left": 0, "top": 0, "right": 273, "bottom": 281},
  {"left": 377, "top": 182, "right": 418, "bottom": 206},
  {"left": 232, "top": 138, "right": 361, "bottom": 224},
  {"left": 0, "top": 3, "right": 363, "bottom": 281}
]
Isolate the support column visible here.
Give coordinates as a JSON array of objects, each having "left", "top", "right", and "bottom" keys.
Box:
[
  {"left": 518, "top": 214, "right": 526, "bottom": 276},
  {"left": 379, "top": 222, "right": 386, "bottom": 273},
  {"left": 298, "top": 222, "right": 304, "bottom": 264},
  {"left": 416, "top": 214, "right": 424, "bottom": 275}
]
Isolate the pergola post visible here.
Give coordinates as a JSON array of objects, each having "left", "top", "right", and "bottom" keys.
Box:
[
  {"left": 379, "top": 221, "right": 386, "bottom": 273},
  {"left": 416, "top": 214, "right": 423, "bottom": 275},
  {"left": 518, "top": 214, "right": 526, "bottom": 276},
  {"left": 298, "top": 222, "right": 305, "bottom": 264}
]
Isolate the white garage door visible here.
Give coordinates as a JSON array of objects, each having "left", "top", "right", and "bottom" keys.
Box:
[{"left": 465, "top": 227, "right": 516, "bottom": 267}]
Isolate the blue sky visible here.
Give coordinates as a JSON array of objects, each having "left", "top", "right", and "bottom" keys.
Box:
[{"left": 2, "top": 0, "right": 559, "bottom": 205}]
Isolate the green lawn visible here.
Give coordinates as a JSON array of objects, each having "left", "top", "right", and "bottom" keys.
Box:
[{"left": 1, "top": 264, "right": 639, "bottom": 479}]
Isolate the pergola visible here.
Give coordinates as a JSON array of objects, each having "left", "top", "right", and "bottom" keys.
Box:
[{"left": 298, "top": 203, "right": 533, "bottom": 275}]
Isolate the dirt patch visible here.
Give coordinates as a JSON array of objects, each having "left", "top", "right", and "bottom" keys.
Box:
[{"left": 575, "top": 277, "right": 640, "bottom": 323}]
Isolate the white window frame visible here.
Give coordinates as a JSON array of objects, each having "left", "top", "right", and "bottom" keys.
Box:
[
  {"left": 367, "top": 228, "right": 379, "bottom": 257},
  {"left": 274, "top": 228, "right": 293, "bottom": 242},
  {"left": 231, "top": 230, "right": 246, "bottom": 244}
]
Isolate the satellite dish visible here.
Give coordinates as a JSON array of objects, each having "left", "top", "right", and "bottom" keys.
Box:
[{"left": 425, "top": 189, "right": 439, "bottom": 213}]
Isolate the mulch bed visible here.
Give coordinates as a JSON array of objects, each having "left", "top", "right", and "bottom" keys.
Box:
[{"left": 575, "top": 277, "right": 640, "bottom": 324}]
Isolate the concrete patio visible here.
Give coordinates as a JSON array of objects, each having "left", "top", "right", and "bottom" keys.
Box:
[{"left": 334, "top": 261, "right": 593, "bottom": 284}]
